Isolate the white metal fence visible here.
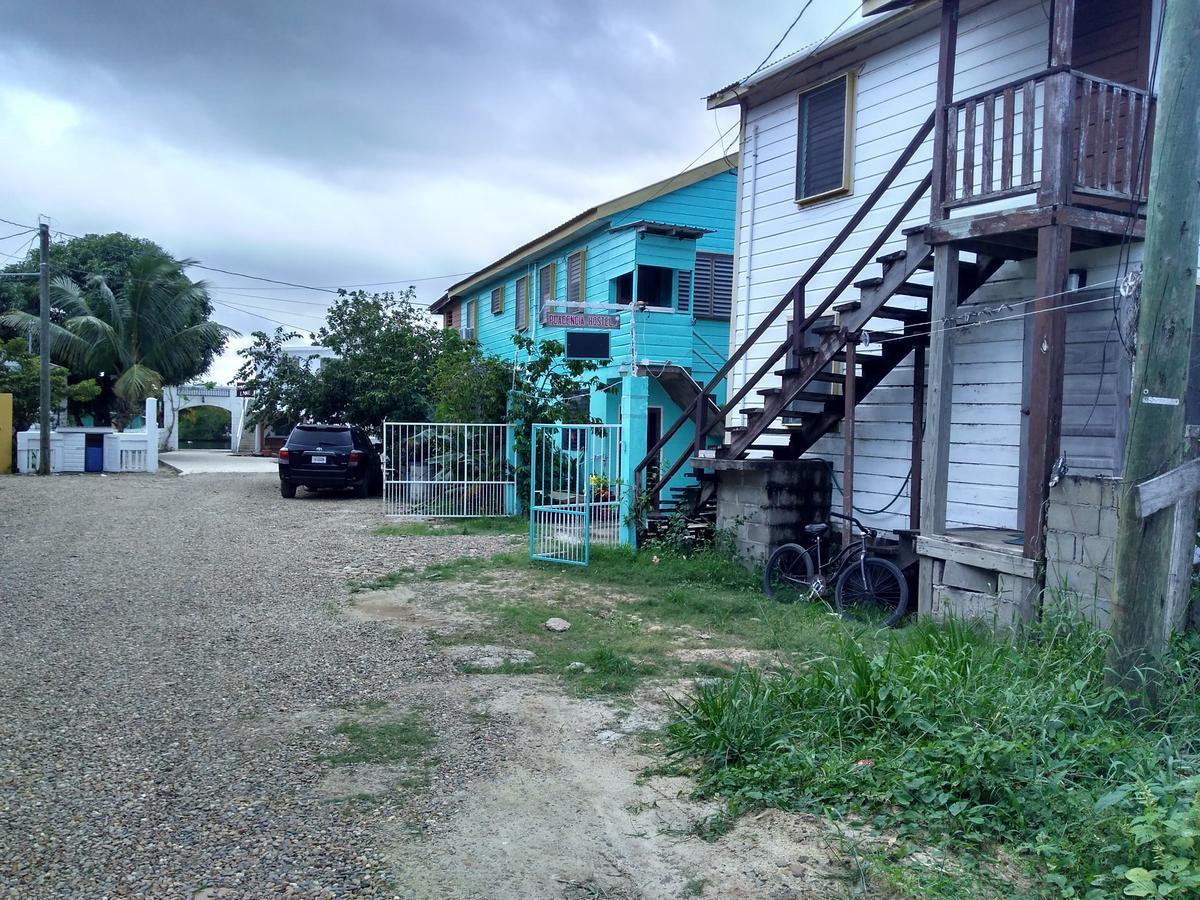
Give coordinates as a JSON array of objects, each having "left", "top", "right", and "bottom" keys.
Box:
[
  {"left": 382, "top": 422, "right": 514, "bottom": 518},
  {"left": 529, "top": 423, "right": 624, "bottom": 565}
]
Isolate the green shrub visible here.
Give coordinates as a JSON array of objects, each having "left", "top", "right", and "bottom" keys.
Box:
[{"left": 662, "top": 611, "right": 1200, "bottom": 893}]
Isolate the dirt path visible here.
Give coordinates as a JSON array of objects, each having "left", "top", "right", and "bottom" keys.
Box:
[{"left": 0, "top": 472, "right": 853, "bottom": 899}]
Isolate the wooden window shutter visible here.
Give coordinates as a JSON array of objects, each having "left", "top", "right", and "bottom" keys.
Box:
[
  {"left": 676, "top": 268, "right": 692, "bottom": 313},
  {"left": 491, "top": 285, "right": 504, "bottom": 315},
  {"left": 692, "top": 252, "right": 734, "bottom": 319},
  {"left": 796, "top": 74, "right": 852, "bottom": 202},
  {"left": 515, "top": 277, "right": 528, "bottom": 330},
  {"left": 539, "top": 262, "right": 557, "bottom": 318},
  {"left": 567, "top": 250, "right": 586, "bottom": 310}
]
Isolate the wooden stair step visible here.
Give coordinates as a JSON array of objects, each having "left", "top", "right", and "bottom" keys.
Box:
[
  {"left": 854, "top": 276, "right": 933, "bottom": 299},
  {"left": 874, "top": 305, "right": 930, "bottom": 324},
  {"left": 877, "top": 249, "right": 935, "bottom": 272}
]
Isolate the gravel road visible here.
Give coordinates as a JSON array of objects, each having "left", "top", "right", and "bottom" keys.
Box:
[{"left": 0, "top": 472, "right": 513, "bottom": 899}]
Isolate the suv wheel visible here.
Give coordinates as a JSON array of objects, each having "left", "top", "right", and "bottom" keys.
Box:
[
  {"left": 281, "top": 481, "right": 297, "bottom": 499},
  {"left": 354, "top": 479, "right": 369, "bottom": 499}
]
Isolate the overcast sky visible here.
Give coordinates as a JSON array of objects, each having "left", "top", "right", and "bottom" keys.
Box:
[{"left": 0, "top": 0, "right": 858, "bottom": 381}]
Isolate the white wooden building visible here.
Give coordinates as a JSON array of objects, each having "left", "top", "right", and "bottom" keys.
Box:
[{"left": 637, "top": 0, "right": 1184, "bottom": 621}]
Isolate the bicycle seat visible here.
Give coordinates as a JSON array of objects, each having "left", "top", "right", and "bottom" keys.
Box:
[{"left": 803, "top": 523, "right": 829, "bottom": 536}]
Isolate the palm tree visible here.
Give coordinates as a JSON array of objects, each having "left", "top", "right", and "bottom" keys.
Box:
[{"left": 1, "top": 253, "right": 237, "bottom": 429}]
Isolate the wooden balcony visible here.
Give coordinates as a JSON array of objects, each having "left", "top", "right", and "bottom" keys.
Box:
[{"left": 934, "top": 68, "right": 1154, "bottom": 221}]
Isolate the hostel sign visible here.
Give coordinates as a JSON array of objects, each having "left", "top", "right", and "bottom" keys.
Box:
[{"left": 543, "top": 312, "right": 620, "bottom": 329}]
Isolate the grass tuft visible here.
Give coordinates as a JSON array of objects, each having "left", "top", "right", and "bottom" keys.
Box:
[
  {"left": 374, "top": 516, "right": 527, "bottom": 537},
  {"left": 323, "top": 713, "right": 435, "bottom": 767}
]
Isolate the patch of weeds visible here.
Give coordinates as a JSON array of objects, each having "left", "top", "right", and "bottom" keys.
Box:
[
  {"left": 322, "top": 713, "right": 434, "bottom": 767},
  {"left": 682, "top": 877, "right": 707, "bottom": 897},
  {"left": 571, "top": 647, "right": 655, "bottom": 695},
  {"left": 661, "top": 611, "right": 1200, "bottom": 895},
  {"left": 691, "top": 810, "right": 735, "bottom": 842},
  {"left": 348, "top": 570, "right": 413, "bottom": 594},
  {"left": 373, "top": 516, "right": 528, "bottom": 537}
]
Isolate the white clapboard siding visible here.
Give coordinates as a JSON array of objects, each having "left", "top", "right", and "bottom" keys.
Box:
[{"left": 729, "top": 0, "right": 1054, "bottom": 533}]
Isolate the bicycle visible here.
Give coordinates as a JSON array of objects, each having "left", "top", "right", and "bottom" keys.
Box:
[{"left": 762, "top": 511, "right": 910, "bottom": 628}]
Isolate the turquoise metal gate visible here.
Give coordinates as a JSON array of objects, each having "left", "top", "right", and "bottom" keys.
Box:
[{"left": 529, "top": 423, "right": 623, "bottom": 565}]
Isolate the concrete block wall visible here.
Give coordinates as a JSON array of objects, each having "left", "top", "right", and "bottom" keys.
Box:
[
  {"left": 714, "top": 459, "right": 832, "bottom": 565},
  {"left": 1044, "top": 474, "right": 1119, "bottom": 625}
]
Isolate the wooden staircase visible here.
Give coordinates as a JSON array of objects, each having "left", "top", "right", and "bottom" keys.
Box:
[{"left": 633, "top": 108, "right": 1008, "bottom": 521}]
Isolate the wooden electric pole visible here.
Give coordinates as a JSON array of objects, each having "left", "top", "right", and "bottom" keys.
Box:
[
  {"left": 1108, "top": 0, "right": 1200, "bottom": 692},
  {"left": 37, "top": 222, "right": 50, "bottom": 476}
]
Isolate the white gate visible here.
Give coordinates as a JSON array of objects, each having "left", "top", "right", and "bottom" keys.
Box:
[
  {"left": 530, "top": 423, "right": 624, "bottom": 565},
  {"left": 382, "top": 422, "right": 515, "bottom": 518}
]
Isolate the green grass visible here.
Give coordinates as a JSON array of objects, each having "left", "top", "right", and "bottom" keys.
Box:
[
  {"left": 374, "top": 516, "right": 528, "bottom": 537},
  {"left": 322, "top": 713, "right": 435, "bottom": 767},
  {"left": 660, "top": 613, "right": 1200, "bottom": 897},
  {"left": 416, "top": 545, "right": 873, "bottom": 696}
]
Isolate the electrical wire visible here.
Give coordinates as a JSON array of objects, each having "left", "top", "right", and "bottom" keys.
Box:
[{"left": 745, "top": 0, "right": 816, "bottom": 80}]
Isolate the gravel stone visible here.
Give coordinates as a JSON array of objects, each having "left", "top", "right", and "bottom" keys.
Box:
[
  {"left": 0, "top": 471, "right": 516, "bottom": 899},
  {"left": 542, "top": 617, "right": 571, "bottom": 633}
]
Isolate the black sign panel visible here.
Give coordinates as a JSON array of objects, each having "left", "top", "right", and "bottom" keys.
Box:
[{"left": 565, "top": 331, "right": 611, "bottom": 360}]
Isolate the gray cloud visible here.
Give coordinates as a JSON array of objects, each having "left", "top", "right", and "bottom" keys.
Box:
[{"left": 0, "top": 0, "right": 860, "bottom": 380}]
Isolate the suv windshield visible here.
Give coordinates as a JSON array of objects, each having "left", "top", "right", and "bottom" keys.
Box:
[{"left": 288, "top": 426, "right": 353, "bottom": 449}]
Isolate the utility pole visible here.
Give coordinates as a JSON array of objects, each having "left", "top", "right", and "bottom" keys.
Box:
[
  {"left": 37, "top": 222, "right": 50, "bottom": 476},
  {"left": 1108, "top": 0, "right": 1200, "bottom": 693}
]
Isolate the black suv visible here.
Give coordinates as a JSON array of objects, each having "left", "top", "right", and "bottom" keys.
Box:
[{"left": 278, "top": 424, "right": 382, "bottom": 499}]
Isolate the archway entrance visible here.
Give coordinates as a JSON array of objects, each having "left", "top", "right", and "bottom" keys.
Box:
[{"left": 179, "top": 405, "right": 233, "bottom": 449}]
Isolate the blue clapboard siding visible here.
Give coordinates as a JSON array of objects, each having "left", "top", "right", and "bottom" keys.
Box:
[{"left": 451, "top": 167, "right": 736, "bottom": 498}]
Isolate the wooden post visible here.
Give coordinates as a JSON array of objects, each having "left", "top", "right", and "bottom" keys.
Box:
[
  {"left": 790, "top": 285, "right": 805, "bottom": 364},
  {"left": 842, "top": 336, "right": 858, "bottom": 545},
  {"left": 930, "top": 0, "right": 960, "bottom": 219},
  {"left": 1022, "top": 224, "right": 1072, "bottom": 558},
  {"left": 1109, "top": 0, "right": 1200, "bottom": 691},
  {"left": 1039, "top": 0, "right": 1076, "bottom": 205},
  {"left": 920, "top": 246, "right": 958, "bottom": 537},
  {"left": 910, "top": 344, "right": 926, "bottom": 530}
]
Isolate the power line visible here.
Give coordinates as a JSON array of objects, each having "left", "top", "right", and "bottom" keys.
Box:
[
  {"left": 745, "top": 0, "right": 816, "bottom": 80},
  {"left": 209, "top": 298, "right": 318, "bottom": 333},
  {"left": 209, "top": 296, "right": 326, "bottom": 320}
]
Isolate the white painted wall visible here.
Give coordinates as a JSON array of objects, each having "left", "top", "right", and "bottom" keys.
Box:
[{"left": 728, "top": 0, "right": 1143, "bottom": 532}]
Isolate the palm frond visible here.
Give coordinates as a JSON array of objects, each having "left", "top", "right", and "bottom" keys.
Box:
[
  {"left": 144, "top": 321, "right": 238, "bottom": 380},
  {"left": 112, "top": 363, "right": 163, "bottom": 403},
  {"left": 0, "top": 310, "right": 94, "bottom": 369},
  {"left": 48, "top": 276, "right": 93, "bottom": 318}
]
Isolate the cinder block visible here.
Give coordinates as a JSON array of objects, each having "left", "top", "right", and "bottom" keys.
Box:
[
  {"left": 1099, "top": 508, "right": 1120, "bottom": 539},
  {"left": 1081, "top": 535, "right": 1116, "bottom": 571},
  {"left": 1045, "top": 531, "right": 1078, "bottom": 565},
  {"left": 1046, "top": 502, "right": 1100, "bottom": 536},
  {"left": 1059, "top": 476, "right": 1103, "bottom": 508},
  {"left": 1099, "top": 478, "right": 1121, "bottom": 511}
]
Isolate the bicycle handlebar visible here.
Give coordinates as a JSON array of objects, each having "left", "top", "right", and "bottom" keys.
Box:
[{"left": 827, "top": 510, "right": 878, "bottom": 539}]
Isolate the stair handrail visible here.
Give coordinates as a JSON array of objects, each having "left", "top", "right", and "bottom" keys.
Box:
[{"left": 633, "top": 109, "right": 937, "bottom": 483}]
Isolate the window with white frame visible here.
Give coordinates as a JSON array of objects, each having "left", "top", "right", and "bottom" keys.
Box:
[{"left": 461, "top": 297, "right": 477, "bottom": 340}]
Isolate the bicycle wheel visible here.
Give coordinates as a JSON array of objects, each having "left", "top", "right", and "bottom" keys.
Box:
[
  {"left": 835, "top": 557, "right": 909, "bottom": 627},
  {"left": 763, "top": 543, "right": 817, "bottom": 604}
]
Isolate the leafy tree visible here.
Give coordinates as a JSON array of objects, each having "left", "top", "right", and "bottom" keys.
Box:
[
  {"left": 234, "top": 327, "right": 321, "bottom": 433},
  {"left": 312, "top": 288, "right": 449, "bottom": 427},
  {"left": 506, "top": 336, "right": 600, "bottom": 510},
  {"left": 0, "top": 254, "right": 236, "bottom": 429},
  {"left": 430, "top": 330, "right": 511, "bottom": 423},
  {"left": 0, "top": 337, "right": 101, "bottom": 459},
  {"left": 179, "top": 406, "right": 232, "bottom": 443},
  {"left": 0, "top": 233, "right": 225, "bottom": 380}
]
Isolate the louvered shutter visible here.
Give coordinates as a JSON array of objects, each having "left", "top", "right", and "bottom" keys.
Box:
[
  {"left": 692, "top": 252, "right": 733, "bottom": 320},
  {"left": 491, "top": 285, "right": 504, "bottom": 315},
  {"left": 796, "top": 75, "right": 849, "bottom": 201},
  {"left": 567, "top": 250, "right": 586, "bottom": 311},
  {"left": 516, "top": 277, "right": 528, "bottom": 330},
  {"left": 676, "top": 268, "right": 692, "bottom": 313},
  {"left": 539, "top": 263, "right": 557, "bottom": 317}
]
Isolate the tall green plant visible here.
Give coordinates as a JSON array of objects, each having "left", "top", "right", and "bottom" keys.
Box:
[{"left": 0, "top": 253, "right": 234, "bottom": 428}]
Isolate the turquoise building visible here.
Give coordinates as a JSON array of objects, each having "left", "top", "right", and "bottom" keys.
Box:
[{"left": 432, "top": 157, "right": 737, "bottom": 532}]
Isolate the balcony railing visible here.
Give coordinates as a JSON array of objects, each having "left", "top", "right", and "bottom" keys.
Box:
[{"left": 938, "top": 69, "right": 1154, "bottom": 216}]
